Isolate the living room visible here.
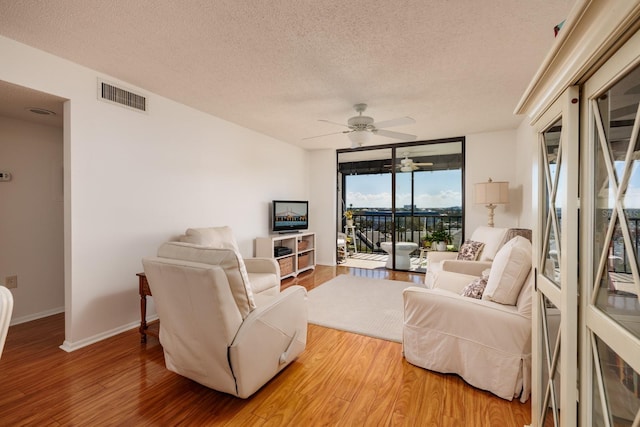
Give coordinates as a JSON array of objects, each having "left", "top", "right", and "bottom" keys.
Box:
[
  {"left": 2, "top": 1, "right": 640, "bottom": 425},
  {"left": 0, "top": 1, "right": 545, "bottom": 351}
]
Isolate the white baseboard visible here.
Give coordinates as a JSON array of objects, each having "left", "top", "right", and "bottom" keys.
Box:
[
  {"left": 59, "top": 314, "right": 159, "bottom": 353},
  {"left": 10, "top": 306, "right": 65, "bottom": 326}
]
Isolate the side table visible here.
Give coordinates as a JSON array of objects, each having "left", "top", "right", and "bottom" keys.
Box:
[{"left": 137, "top": 272, "right": 158, "bottom": 343}]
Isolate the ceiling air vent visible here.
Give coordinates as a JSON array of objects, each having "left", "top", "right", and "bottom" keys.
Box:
[{"left": 98, "top": 79, "right": 147, "bottom": 112}]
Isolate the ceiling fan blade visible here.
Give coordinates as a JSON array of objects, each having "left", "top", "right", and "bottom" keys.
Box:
[
  {"left": 318, "top": 119, "right": 350, "bottom": 128},
  {"left": 373, "top": 116, "right": 415, "bottom": 129},
  {"left": 373, "top": 129, "right": 417, "bottom": 141},
  {"left": 301, "top": 130, "right": 350, "bottom": 140},
  {"left": 415, "top": 162, "right": 434, "bottom": 166}
]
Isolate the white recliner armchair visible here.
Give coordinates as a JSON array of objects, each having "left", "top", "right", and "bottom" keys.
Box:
[
  {"left": 404, "top": 235, "right": 533, "bottom": 402},
  {"left": 175, "top": 226, "right": 281, "bottom": 296},
  {"left": 143, "top": 242, "right": 308, "bottom": 398}
]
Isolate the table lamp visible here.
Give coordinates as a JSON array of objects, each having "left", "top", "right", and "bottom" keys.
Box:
[{"left": 475, "top": 178, "right": 509, "bottom": 227}]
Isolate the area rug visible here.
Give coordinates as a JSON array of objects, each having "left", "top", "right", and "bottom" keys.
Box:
[{"left": 307, "top": 274, "right": 418, "bottom": 343}]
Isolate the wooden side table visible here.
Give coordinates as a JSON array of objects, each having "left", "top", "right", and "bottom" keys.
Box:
[{"left": 137, "top": 272, "right": 158, "bottom": 343}]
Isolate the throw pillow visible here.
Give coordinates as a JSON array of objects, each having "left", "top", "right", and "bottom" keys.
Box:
[
  {"left": 456, "top": 239, "right": 485, "bottom": 261},
  {"left": 482, "top": 236, "right": 533, "bottom": 305},
  {"left": 460, "top": 269, "right": 491, "bottom": 299}
]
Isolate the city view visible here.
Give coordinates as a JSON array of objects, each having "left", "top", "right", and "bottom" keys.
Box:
[{"left": 343, "top": 170, "right": 463, "bottom": 253}]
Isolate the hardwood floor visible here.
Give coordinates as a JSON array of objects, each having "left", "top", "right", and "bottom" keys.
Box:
[{"left": 0, "top": 265, "right": 530, "bottom": 426}]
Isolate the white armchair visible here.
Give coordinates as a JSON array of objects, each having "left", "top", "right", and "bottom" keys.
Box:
[
  {"left": 142, "top": 245, "right": 308, "bottom": 398},
  {"left": 174, "top": 226, "right": 280, "bottom": 296},
  {"left": 0, "top": 286, "right": 13, "bottom": 359},
  {"left": 404, "top": 235, "right": 533, "bottom": 402},
  {"left": 424, "top": 227, "right": 533, "bottom": 288}
]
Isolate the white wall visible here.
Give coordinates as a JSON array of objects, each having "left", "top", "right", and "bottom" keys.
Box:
[
  {"left": 308, "top": 149, "right": 336, "bottom": 265},
  {"left": 465, "top": 130, "right": 522, "bottom": 232},
  {"left": 0, "top": 116, "right": 64, "bottom": 323},
  {"left": 0, "top": 36, "right": 310, "bottom": 349}
]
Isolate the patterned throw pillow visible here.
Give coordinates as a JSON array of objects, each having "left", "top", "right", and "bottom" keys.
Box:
[
  {"left": 461, "top": 269, "right": 491, "bottom": 299},
  {"left": 456, "top": 239, "right": 485, "bottom": 261}
]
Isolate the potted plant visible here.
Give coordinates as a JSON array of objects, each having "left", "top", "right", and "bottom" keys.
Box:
[
  {"left": 422, "top": 232, "right": 432, "bottom": 248},
  {"left": 430, "top": 229, "right": 451, "bottom": 251},
  {"left": 344, "top": 209, "right": 354, "bottom": 227}
]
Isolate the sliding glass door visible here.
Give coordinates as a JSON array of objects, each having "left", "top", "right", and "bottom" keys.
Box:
[{"left": 337, "top": 138, "right": 464, "bottom": 271}]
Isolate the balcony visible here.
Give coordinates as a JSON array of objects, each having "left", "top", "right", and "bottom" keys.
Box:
[{"left": 342, "top": 212, "right": 463, "bottom": 262}]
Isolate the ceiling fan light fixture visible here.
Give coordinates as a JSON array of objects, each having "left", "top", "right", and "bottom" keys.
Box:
[
  {"left": 400, "top": 165, "right": 414, "bottom": 173},
  {"left": 348, "top": 130, "right": 371, "bottom": 148}
]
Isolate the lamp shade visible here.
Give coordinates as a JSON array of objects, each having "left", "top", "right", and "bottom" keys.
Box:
[{"left": 475, "top": 179, "right": 509, "bottom": 205}]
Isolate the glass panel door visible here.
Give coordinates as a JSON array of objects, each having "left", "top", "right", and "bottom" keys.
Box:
[
  {"left": 533, "top": 86, "right": 579, "bottom": 426},
  {"left": 582, "top": 30, "right": 640, "bottom": 426},
  {"left": 393, "top": 143, "right": 464, "bottom": 269},
  {"left": 337, "top": 139, "right": 463, "bottom": 271}
]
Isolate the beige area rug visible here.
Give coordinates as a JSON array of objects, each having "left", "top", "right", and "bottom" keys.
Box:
[{"left": 307, "top": 274, "right": 417, "bottom": 343}]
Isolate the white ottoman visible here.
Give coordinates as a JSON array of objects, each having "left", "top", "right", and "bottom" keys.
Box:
[{"left": 380, "top": 241, "right": 419, "bottom": 269}]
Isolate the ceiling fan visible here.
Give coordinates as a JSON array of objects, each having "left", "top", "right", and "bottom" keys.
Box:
[
  {"left": 386, "top": 153, "right": 433, "bottom": 172},
  {"left": 304, "top": 103, "right": 417, "bottom": 148}
]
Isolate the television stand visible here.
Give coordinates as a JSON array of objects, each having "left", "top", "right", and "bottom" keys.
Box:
[{"left": 256, "top": 232, "right": 316, "bottom": 280}]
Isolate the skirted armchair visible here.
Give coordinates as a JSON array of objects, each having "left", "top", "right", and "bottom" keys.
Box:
[{"left": 404, "top": 235, "right": 533, "bottom": 402}]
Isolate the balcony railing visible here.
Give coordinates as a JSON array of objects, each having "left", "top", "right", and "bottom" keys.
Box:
[
  {"left": 609, "top": 217, "right": 640, "bottom": 275},
  {"left": 344, "top": 212, "right": 463, "bottom": 254}
]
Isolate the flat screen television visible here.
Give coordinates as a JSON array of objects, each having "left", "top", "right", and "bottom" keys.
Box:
[{"left": 272, "top": 200, "right": 309, "bottom": 233}]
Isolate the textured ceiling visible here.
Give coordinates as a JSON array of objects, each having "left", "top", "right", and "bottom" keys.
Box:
[{"left": 0, "top": 0, "right": 575, "bottom": 149}]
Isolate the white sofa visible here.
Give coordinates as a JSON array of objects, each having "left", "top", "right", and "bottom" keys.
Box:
[
  {"left": 143, "top": 241, "right": 308, "bottom": 398},
  {"left": 403, "top": 235, "right": 533, "bottom": 402}
]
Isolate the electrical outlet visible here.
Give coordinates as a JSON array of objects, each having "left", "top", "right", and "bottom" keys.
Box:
[{"left": 5, "top": 275, "right": 17, "bottom": 289}]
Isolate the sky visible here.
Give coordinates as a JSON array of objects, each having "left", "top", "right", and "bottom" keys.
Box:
[{"left": 345, "top": 169, "right": 462, "bottom": 209}]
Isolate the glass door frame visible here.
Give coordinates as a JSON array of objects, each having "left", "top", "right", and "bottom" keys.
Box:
[
  {"left": 336, "top": 137, "right": 465, "bottom": 271},
  {"left": 532, "top": 85, "right": 580, "bottom": 426},
  {"left": 580, "top": 28, "right": 640, "bottom": 426}
]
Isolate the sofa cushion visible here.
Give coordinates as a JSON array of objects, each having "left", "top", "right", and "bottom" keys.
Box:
[
  {"left": 516, "top": 271, "right": 534, "bottom": 318},
  {"left": 483, "top": 236, "right": 532, "bottom": 305},
  {"left": 457, "top": 240, "right": 485, "bottom": 261},
  {"left": 432, "top": 270, "right": 479, "bottom": 294},
  {"left": 470, "top": 226, "right": 508, "bottom": 261},
  {"left": 247, "top": 272, "right": 279, "bottom": 295},
  {"left": 460, "top": 269, "right": 490, "bottom": 299}
]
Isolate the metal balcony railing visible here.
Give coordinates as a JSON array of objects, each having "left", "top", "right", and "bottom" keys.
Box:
[{"left": 343, "top": 212, "right": 463, "bottom": 254}]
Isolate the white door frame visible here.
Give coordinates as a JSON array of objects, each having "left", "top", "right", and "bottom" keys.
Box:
[
  {"left": 532, "top": 85, "right": 579, "bottom": 426},
  {"left": 580, "top": 28, "right": 640, "bottom": 427}
]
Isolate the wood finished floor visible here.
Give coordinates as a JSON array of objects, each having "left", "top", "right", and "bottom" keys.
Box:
[{"left": 0, "top": 265, "right": 530, "bottom": 426}]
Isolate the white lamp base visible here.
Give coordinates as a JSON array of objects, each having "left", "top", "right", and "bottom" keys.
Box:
[{"left": 486, "top": 204, "right": 496, "bottom": 227}]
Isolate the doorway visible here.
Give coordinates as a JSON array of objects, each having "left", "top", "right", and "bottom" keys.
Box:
[{"left": 0, "top": 81, "right": 65, "bottom": 330}]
